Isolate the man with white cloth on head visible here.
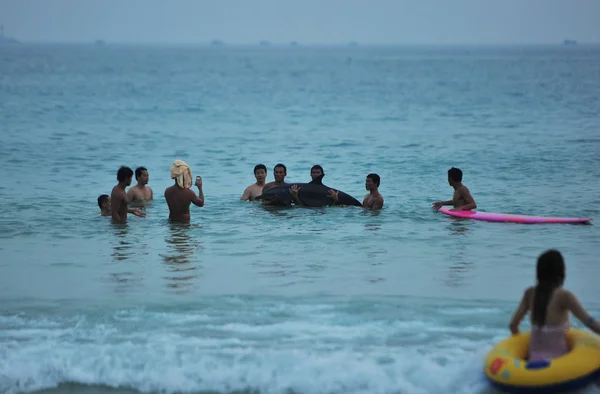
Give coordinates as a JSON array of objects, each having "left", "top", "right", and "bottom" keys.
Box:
[{"left": 164, "top": 160, "right": 205, "bottom": 222}]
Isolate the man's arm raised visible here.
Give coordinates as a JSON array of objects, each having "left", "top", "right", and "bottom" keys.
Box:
[{"left": 190, "top": 177, "right": 204, "bottom": 207}]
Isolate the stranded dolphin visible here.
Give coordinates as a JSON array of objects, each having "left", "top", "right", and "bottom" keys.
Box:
[{"left": 255, "top": 175, "right": 362, "bottom": 207}]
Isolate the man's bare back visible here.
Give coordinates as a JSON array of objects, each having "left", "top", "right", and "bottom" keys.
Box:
[{"left": 164, "top": 179, "right": 204, "bottom": 222}]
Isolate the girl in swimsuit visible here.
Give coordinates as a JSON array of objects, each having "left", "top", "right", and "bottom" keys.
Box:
[{"left": 509, "top": 249, "right": 600, "bottom": 361}]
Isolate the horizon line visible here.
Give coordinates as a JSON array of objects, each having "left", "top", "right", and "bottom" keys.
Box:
[{"left": 3, "top": 40, "right": 598, "bottom": 47}]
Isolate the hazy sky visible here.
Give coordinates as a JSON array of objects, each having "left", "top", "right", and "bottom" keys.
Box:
[{"left": 1, "top": 0, "right": 599, "bottom": 44}]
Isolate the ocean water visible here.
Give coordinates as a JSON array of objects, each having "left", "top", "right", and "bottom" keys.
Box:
[{"left": 0, "top": 43, "right": 599, "bottom": 394}]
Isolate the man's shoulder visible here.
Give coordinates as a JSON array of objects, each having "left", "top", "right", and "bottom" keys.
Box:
[
  {"left": 111, "top": 186, "right": 124, "bottom": 197},
  {"left": 144, "top": 186, "right": 154, "bottom": 197},
  {"left": 524, "top": 286, "right": 535, "bottom": 298},
  {"left": 172, "top": 186, "right": 195, "bottom": 196}
]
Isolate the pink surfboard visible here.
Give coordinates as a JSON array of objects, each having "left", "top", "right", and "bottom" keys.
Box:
[{"left": 439, "top": 207, "right": 592, "bottom": 224}]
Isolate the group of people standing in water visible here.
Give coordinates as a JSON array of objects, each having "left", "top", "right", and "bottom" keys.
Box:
[
  {"left": 97, "top": 161, "right": 205, "bottom": 223},
  {"left": 95, "top": 161, "right": 598, "bottom": 363},
  {"left": 97, "top": 161, "right": 478, "bottom": 223},
  {"left": 240, "top": 163, "right": 385, "bottom": 210},
  {"left": 97, "top": 161, "right": 391, "bottom": 224}
]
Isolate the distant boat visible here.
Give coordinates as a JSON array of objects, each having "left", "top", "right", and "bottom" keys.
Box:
[
  {"left": 563, "top": 39, "right": 578, "bottom": 45},
  {"left": 259, "top": 40, "right": 271, "bottom": 46},
  {"left": 290, "top": 41, "right": 299, "bottom": 47},
  {"left": 211, "top": 40, "right": 225, "bottom": 46},
  {"left": 0, "top": 24, "right": 19, "bottom": 44}
]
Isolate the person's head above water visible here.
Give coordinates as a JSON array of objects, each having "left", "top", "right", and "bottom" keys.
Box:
[
  {"left": 254, "top": 164, "right": 267, "bottom": 174},
  {"left": 117, "top": 166, "right": 134, "bottom": 186},
  {"left": 533, "top": 249, "right": 566, "bottom": 326},
  {"left": 273, "top": 163, "right": 287, "bottom": 183},
  {"left": 97, "top": 194, "right": 111, "bottom": 213},
  {"left": 254, "top": 164, "right": 267, "bottom": 183},
  {"left": 135, "top": 166, "right": 149, "bottom": 184},
  {"left": 447, "top": 167, "right": 463, "bottom": 185},
  {"left": 310, "top": 165, "right": 324, "bottom": 181},
  {"left": 366, "top": 173, "right": 380, "bottom": 190}
]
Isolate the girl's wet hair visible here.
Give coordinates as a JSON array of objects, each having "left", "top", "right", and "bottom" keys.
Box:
[{"left": 532, "top": 249, "right": 566, "bottom": 326}]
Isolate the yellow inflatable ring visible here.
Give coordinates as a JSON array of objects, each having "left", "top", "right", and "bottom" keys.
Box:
[{"left": 484, "top": 329, "right": 600, "bottom": 393}]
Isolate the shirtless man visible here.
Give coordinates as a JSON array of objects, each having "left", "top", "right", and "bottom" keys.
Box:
[
  {"left": 164, "top": 176, "right": 204, "bottom": 222},
  {"left": 240, "top": 164, "right": 267, "bottom": 201},
  {"left": 328, "top": 173, "right": 384, "bottom": 210},
  {"left": 127, "top": 166, "right": 153, "bottom": 203},
  {"left": 97, "top": 194, "right": 111, "bottom": 216},
  {"left": 110, "top": 166, "right": 146, "bottom": 223},
  {"left": 361, "top": 173, "right": 384, "bottom": 210},
  {"left": 432, "top": 167, "right": 477, "bottom": 211},
  {"left": 262, "top": 163, "right": 288, "bottom": 192}
]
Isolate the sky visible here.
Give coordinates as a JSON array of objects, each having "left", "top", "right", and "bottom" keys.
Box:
[{"left": 0, "top": 0, "right": 599, "bottom": 45}]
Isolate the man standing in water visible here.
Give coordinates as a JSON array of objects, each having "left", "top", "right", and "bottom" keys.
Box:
[
  {"left": 328, "top": 173, "right": 384, "bottom": 210},
  {"left": 111, "top": 166, "right": 146, "bottom": 223},
  {"left": 361, "top": 173, "right": 384, "bottom": 210},
  {"left": 432, "top": 167, "right": 477, "bottom": 211},
  {"left": 262, "top": 163, "right": 288, "bottom": 192},
  {"left": 240, "top": 164, "right": 267, "bottom": 201},
  {"left": 164, "top": 160, "right": 204, "bottom": 222},
  {"left": 127, "top": 166, "right": 153, "bottom": 203}
]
